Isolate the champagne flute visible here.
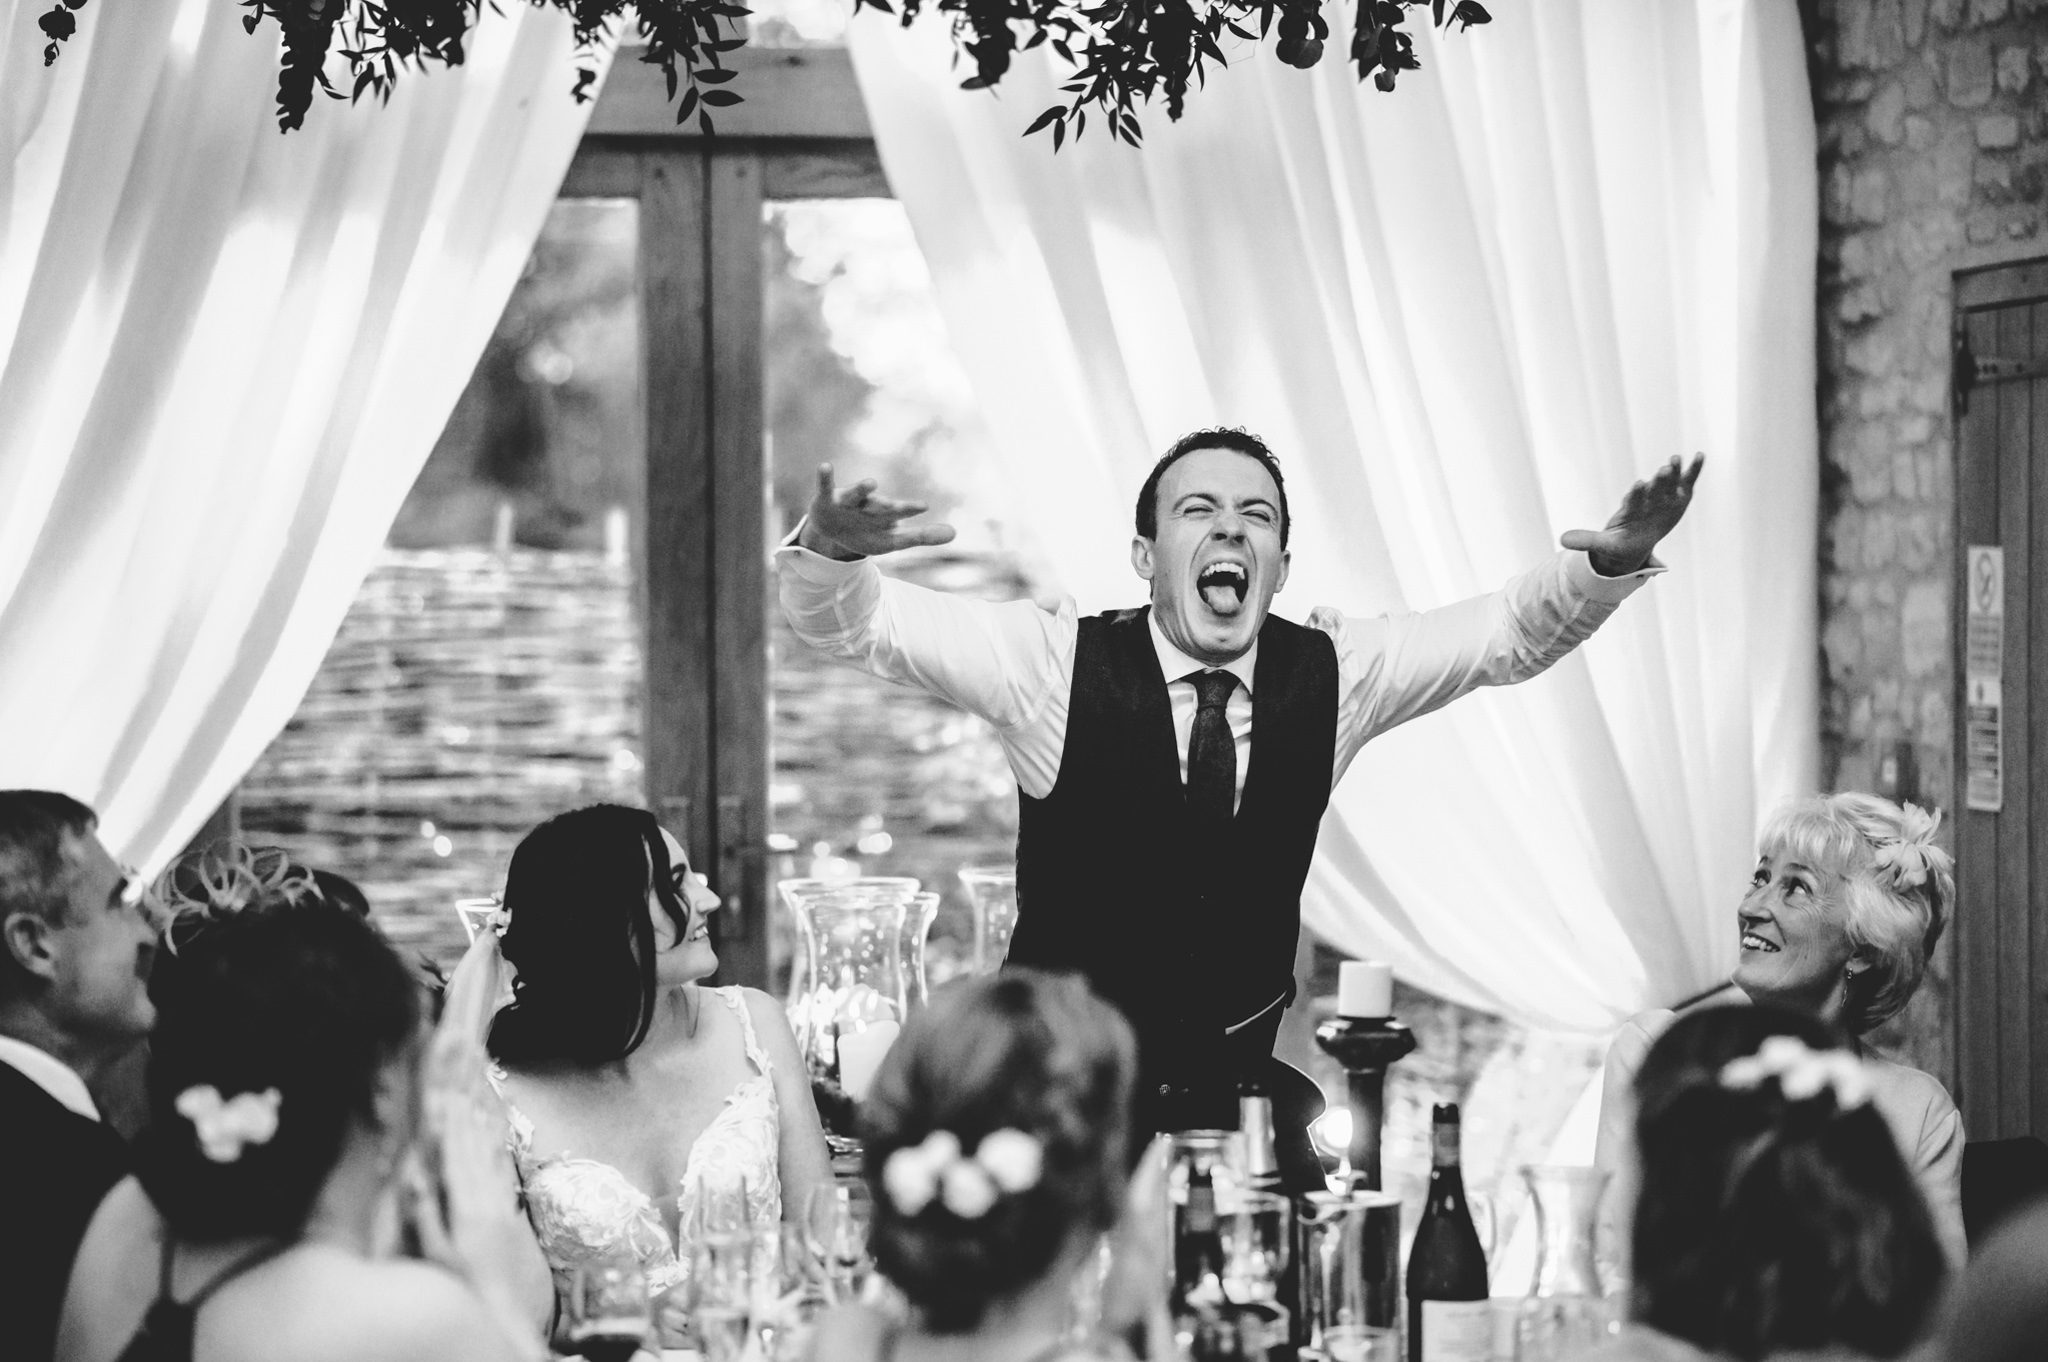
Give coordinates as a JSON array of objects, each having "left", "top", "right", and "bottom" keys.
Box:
[
  {"left": 565, "top": 1253, "right": 652, "bottom": 1362},
  {"left": 803, "top": 1183, "right": 869, "bottom": 1304}
]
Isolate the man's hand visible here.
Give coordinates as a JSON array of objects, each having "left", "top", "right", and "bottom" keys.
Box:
[
  {"left": 798, "top": 464, "right": 957, "bottom": 562},
  {"left": 1560, "top": 453, "right": 1705, "bottom": 577}
]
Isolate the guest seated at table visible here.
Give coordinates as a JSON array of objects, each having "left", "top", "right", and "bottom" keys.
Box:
[
  {"left": 1573, "top": 1004, "right": 1946, "bottom": 1362},
  {"left": 457, "top": 804, "right": 831, "bottom": 1335},
  {"left": 1595, "top": 792, "right": 1963, "bottom": 1269},
  {"left": 0, "top": 791, "right": 160, "bottom": 1362},
  {"left": 55, "top": 847, "right": 545, "bottom": 1362},
  {"left": 809, "top": 968, "right": 1146, "bottom": 1362}
]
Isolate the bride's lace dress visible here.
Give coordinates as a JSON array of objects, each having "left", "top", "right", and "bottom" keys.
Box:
[{"left": 489, "top": 987, "right": 783, "bottom": 1302}]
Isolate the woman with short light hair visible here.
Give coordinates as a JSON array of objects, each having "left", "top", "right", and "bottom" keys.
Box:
[{"left": 1595, "top": 792, "right": 1964, "bottom": 1271}]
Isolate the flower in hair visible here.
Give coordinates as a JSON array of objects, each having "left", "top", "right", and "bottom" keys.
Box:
[
  {"left": 1719, "top": 1036, "right": 1872, "bottom": 1110},
  {"left": 882, "top": 1127, "right": 1044, "bottom": 1220},
  {"left": 175, "top": 1085, "right": 283, "bottom": 1163},
  {"left": 1871, "top": 803, "right": 1944, "bottom": 892}
]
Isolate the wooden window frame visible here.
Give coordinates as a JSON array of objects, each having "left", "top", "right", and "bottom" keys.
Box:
[
  {"left": 196, "top": 48, "right": 885, "bottom": 989},
  {"left": 580, "top": 48, "right": 889, "bottom": 988}
]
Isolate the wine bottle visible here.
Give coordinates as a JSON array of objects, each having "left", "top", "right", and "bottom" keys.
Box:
[
  {"left": 1240, "top": 1085, "right": 1285, "bottom": 1194},
  {"left": 1237, "top": 1083, "right": 1301, "bottom": 1360},
  {"left": 1405, "top": 1102, "right": 1491, "bottom": 1362},
  {"left": 1174, "top": 1155, "right": 1229, "bottom": 1317}
]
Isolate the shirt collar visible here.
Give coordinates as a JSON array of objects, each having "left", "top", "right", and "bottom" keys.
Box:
[
  {"left": 0, "top": 1035, "right": 99, "bottom": 1120},
  {"left": 1147, "top": 612, "right": 1258, "bottom": 697}
]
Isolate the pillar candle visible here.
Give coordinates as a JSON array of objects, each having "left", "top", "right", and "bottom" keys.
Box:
[{"left": 1337, "top": 960, "right": 1393, "bottom": 1018}]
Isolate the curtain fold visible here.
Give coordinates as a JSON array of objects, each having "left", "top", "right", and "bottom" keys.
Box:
[
  {"left": 849, "top": 0, "right": 1818, "bottom": 1032},
  {"left": 0, "top": 1, "right": 607, "bottom": 870}
]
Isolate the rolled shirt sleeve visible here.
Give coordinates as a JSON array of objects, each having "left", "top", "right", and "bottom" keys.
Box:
[
  {"left": 1317, "top": 550, "right": 1662, "bottom": 781},
  {"left": 775, "top": 533, "right": 1077, "bottom": 799}
]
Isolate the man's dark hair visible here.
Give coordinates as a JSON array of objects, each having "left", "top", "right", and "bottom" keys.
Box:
[
  {"left": 1134, "top": 427, "right": 1291, "bottom": 549},
  {"left": 0, "top": 789, "right": 98, "bottom": 936},
  {"left": 1631, "top": 1004, "right": 1945, "bottom": 1358}
]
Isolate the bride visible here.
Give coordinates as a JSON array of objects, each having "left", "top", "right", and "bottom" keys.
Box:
[{"left": 447, "top": 803, "right": 832, "bottom": 1337}]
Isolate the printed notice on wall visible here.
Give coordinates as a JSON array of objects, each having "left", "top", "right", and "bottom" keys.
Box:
[{"left": 1966, "top": 545, "right": 2004, "bottom": 813}]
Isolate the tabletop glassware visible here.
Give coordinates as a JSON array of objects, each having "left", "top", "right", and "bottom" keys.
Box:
[
  {"left": 564, "top": 1253, "right": 653, "bottom": 1362},
  {"left": 454, "top": 894, "right": 503, "bottom": 945},
  {"left": 803, "top": 1183, "right": 871, "bottom": 1305},
  {"left": 1219, "top": 1188, "right": 1292, "bottom": 1305},
  {"left": 1513, "top": 1165, "right": 1617, "bottom": 1360},
  {"left": 957, "top": 865, "right": 1018, "bottom": 974}
]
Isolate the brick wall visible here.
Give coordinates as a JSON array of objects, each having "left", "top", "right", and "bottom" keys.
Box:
[{"left": 1808, "top": 0, "right": 2048, "bottom": 1076}]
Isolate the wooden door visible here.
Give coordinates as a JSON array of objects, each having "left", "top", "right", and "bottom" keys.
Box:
[{"left": 1953, "top": 258, "right": 2048, "bottom": 1138}]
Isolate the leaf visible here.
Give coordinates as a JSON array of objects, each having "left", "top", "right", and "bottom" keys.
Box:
[
  {"left": 1024, "top": 105, "right": 1064, "bottom": 134},
  {"left": 699, "top": 87, "right": 743, "bottom": 105},
  {"left": 679, "top": 85, "right": 700, "bottom": 120},
  {"left": 699, "top": 108, "right": 717, "bottom": 135},
  {"left": 1451, "top": 0, "right": 1489, "bottom": 28},
  {"left": 1053, "top": 117, "right": 1065, "bottom": 151},
  {"left": 960, "top": 73, "right": 992, "bottom": 88},
  {"left": 695, "top": 65, "right": 738, "bottom": 81}
]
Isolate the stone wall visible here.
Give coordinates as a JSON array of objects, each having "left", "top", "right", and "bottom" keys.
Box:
[{"left": 1808, "top": 0, "right": 2048, "bottom": 1076}]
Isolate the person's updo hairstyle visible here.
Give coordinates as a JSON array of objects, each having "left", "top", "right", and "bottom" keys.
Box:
[
  {"left": 861, "top": 969, "right": 1138, "bottom": 1333},
  {"left": 487, "top": 804, "right": 691, "bottom": 1067},
  {"left": 1756, "top": 792, "right": 1952, "bottom": 1034},
  {"left": 137, "top": 847, "right": 421, "bottom": 1242},
  {"left": 1630, "top": 1004, "right": 1945, "bottom": 1359}
]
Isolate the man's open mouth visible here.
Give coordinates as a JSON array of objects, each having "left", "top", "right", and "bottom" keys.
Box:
[{"left": 1197, "top": 562, "right": 1249, "bottom": 614}]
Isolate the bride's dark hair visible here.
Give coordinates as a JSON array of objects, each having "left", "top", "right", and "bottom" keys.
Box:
[
  {"left": 862, "top": 969, "right": 1137, "bottom": 1333},
  {"left": 487, "top": 804, "right": 692, "bottom": 1067}
]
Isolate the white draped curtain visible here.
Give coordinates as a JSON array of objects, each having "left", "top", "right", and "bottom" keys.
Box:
[
  {"left": 0, "top": 0, "right": 605, "bottom": 870},
  {"left": 849, "top": 0, "right": 1818, "bottom": 1032}
]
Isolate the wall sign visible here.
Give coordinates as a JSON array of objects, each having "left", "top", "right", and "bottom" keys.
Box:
[{"left": 1965, "top": 544, "right": 2004, "bottom": 813}]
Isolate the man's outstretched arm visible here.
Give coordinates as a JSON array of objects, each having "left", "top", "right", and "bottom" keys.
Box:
[
  {"left": 1324, "top": 454, "right": 1705, "bottom": 773},
  {"left": 776, "top": 464, "right": 1075, "bottom": 795}
]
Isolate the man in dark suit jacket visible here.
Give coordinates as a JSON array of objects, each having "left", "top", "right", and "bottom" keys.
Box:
[{"left": 0, "top": 791, "right": 160, "bottom": 1362}]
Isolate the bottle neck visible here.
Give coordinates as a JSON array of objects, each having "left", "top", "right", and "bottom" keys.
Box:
[
  {"left": 1240, "top": 1097, "right": 1280, "bottom": 1185},
  {"left": 1430, "top": 1120, "right": 1462, "bottom": 1171}
]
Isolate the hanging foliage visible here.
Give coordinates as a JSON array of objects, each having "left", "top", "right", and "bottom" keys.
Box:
[{"left": 34, "top": 0, "right": 1490, "bottom": 145}]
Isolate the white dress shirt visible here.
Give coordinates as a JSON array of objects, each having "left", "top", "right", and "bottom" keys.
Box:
[
  {"left": 776, "top": 539, "right": 1659, "bottom": 811},
  {"left": 0, "top": 1034, "right": 100, "bottom": 1120}
]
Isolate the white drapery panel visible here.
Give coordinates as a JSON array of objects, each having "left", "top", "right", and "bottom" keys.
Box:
[
  {"left": 850, "top": 0, "right": 1818, "bottom": 1031},
  {"left": 0, "top": 1, "right": 605, "bottom": 870}
]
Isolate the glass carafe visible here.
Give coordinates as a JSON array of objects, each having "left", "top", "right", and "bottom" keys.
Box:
[
  {"left": 781, "top": 880, "right": 918, "bottom": 1152},
  {"left": 777, "top": 877, "right": 920, "bottom": 1018},
  {"left": 1514, "top": 1165, "right": 1615, "bottom": 1360},
  {"left": 957, "top": 865, "right": 1019, "bottom": 974},
  {"left": 903, "top": 891, "right": 939, "bottom": 1012}
]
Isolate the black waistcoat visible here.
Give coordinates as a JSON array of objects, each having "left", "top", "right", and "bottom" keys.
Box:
[{"left": 1008, "top": 606, "right": 1338, "bottom": 1087}]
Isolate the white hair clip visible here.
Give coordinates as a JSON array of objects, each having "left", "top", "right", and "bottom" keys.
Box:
[
  {"left": 1719, "top": 1035, "right": 1872, "bottom": 1110},
  {"left": 882, "top": 1127, "right": 1045, "bottom": 1219},
  {"left": 176, "top": 1085, "right": 283, "bottom": 1163}
]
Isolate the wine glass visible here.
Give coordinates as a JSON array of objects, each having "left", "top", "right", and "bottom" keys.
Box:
[
  {"left": 1219, "top": 1189, "right": 1291, "bottom": 1305},
  {"left": 688, "top": 1230, "right": 760, "bottom": 1362},
  {"left": 565, "top": 1253, "right": 652, "bottom": 1362},
  {"left": 454, "top": 895, "right": 503, "bottom": 945},
  {"left": 803, "top": 1183, "right": 870, "bottom": 1304}
]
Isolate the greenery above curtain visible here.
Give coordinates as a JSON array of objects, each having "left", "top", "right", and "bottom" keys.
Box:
[{"left": 34, "top": 0, "right": 1488, "bottom": 144}]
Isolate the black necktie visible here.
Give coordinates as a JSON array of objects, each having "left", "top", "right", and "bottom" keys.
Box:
[{"left": 1185, "top": 670, "right": 1238, "bottom": 826}]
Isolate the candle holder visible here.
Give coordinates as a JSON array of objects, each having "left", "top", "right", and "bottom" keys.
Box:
[{"left": 1313, "top": 1013, "right": 1416, "bottom": 1192}]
